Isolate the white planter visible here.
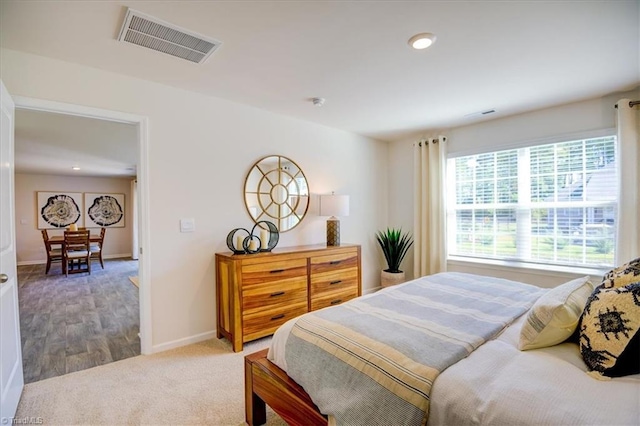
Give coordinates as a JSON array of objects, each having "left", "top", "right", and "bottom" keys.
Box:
[{"left": 381, "top": 270, "right": 406, "bottom": 288}]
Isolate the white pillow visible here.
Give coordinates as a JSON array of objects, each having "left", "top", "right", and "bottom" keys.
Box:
[{"left": 518, "top": 276, "right": 594, "bottom": 350}]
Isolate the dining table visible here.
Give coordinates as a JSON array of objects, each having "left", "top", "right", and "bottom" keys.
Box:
[{"left": 48, "top": 234, "right": 102, "bottom": 247}]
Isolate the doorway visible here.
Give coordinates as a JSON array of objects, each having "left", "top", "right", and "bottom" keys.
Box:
[{"left": 12, "top": 96, "right": 150, "bottom": 381}]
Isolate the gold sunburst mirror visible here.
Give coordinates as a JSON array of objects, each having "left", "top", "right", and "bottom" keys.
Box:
[{"left": 244, "top": 155, "right": 309, "bottom": 232}]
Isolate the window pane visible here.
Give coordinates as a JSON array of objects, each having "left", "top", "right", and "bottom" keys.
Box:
[
  {"left": 496, "top": 150, "right": 518, "bottom": 178},
  {"left": 475, "top": 181, "right": 495, "bottom": 204},
  {"left": 475, "top": 153, "right": 495, "bottom": 180},
  {"left": 530, "top": 175, "right": 556, "bottom": 202},
  {"left": 497, "top": 178, "right": 517, "bottom": 203},
  {"left": 455, "top": 157, "right": 474, "bottom": 181},
  {"left": 456, "top": 182, "right": 473, "bottom": 204},
  {"left": 496, "top": 209, "right": 516, "bottom": 257}
]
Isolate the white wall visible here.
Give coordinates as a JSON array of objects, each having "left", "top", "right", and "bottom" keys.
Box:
[
  {"left": 389, "top": 88, "right": 640, "bottom": 288},
  {"left": 1, "top": 48, "right": 389, "bottom": 352},
  {"left": 15, "top": 173, "right": 133, "bottom": 263}
]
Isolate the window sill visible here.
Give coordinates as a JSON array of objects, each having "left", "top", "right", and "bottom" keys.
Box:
[{"left": 447, "top": 256, "right": 608, "bottom": 279}]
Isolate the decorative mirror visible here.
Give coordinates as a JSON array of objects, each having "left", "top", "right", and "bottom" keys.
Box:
[{"left": 244, "top": 155, "right": 309, "bottom": 232}]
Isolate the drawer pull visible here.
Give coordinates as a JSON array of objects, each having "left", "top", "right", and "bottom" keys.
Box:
[
  {"left": 330, "top": 299, "right": 342, "bottom": 305},
  {"left": 270, "top": 269, "right": 285, "bottom": 274},
  {"left": 270, "top": 291, "right": 285, "bottom": 297},
  {"left": 329, "top": 280, "right": 342, "bottom": 285},
  {"left": 329, "top": 260, "right": 341, "bottom": 265},
  {"left": 271, "top": 314, "right": 285, "bottom": 321}
]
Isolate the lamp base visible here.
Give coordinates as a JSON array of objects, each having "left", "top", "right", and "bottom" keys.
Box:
[{"left": 326, "top": 218, "right": 340, "bottom": 246}]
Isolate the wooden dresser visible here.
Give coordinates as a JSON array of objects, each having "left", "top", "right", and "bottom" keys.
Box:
[{"left": 216, "top": 244, "right": 361, "bottom": 352}]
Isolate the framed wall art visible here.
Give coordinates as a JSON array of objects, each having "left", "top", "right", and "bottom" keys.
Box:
[
  {"left": 84, "top": 193, "right": 125, "bottom": 228},
  {"left": 37, "top": 192, "right": 83, "bottom": 229}
]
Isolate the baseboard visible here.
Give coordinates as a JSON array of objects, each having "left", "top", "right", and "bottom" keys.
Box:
[
  {"left": 105, "top": 253, "right": 133, "bottom": 260},
  {"left": 150, "top": 330, "right": 217, "bottom": 354},
  {"left": 363, "top": 286, "right": 381, "bottom": 295},
  {"left": 17, "top": 260, "right": 44, "bottom": 266},
  {"left": 17, "top": 253, "right": 134, "bottom": 266}
]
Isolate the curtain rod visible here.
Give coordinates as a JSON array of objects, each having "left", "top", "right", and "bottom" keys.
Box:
[{"left": 615, "top": 100, "right": 640, "bottom": 108}]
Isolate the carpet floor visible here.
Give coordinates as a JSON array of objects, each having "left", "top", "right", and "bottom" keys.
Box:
[{"left": 16, "top": 337, "right": 287, "bottom": 425}]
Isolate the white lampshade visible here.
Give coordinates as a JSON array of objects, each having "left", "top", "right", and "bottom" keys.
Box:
[{"left": 320, "top": 194, "right": 349, "bottom": 217}]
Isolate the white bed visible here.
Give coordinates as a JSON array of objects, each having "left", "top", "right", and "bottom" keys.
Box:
[
  {"left": 428, "top": 314, "right": 640, "bottom": 425},
  {"left": 268, "top": 286, "right": 640, "bottom": 426}
]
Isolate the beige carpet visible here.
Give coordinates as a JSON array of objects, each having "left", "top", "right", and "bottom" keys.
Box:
[
  {"left": 128, "top": 276, "right": 139, "bottom": 287},
  {"left": 16, "top": 337, "right": 287, "bottom": 425}
]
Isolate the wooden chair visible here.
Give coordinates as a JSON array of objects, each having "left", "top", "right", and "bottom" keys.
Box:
[
  {"left": 90, "top": 227, "right": 106, "bottom": 269},
  {"left": 41, "top": 229, "right": 62, "bottom": 274},
  {"left": 63, "top": 230, "right": 91, "bottom": 276}
]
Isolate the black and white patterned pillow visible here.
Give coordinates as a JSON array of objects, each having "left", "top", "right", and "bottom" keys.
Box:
[
  {"left": 579, "top": 282, "right": 640, "bottom": 377},
  {"left": 601, "top": 257, "right": 640, "bottom": 289}
]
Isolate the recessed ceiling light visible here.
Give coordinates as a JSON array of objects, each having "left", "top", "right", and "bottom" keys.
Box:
[
  {"left": 72, "top": 166, "right": 81, "bottom": 171},
  {"left": 408, "top": 33, "right": 436, "bottom": 50}
]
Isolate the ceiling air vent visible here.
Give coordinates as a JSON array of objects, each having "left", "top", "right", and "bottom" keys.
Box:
[{"left": 117, "top": 8, "right": 221, "bottom": 64}]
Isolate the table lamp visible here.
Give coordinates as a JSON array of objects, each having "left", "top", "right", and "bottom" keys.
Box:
[{"left": 320, "top": 193, "right": 349, "bottom": 246}]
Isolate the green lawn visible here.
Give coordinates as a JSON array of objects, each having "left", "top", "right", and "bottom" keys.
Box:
[{"left": 456, "top": 233, "right": 614, "bottom": 265}]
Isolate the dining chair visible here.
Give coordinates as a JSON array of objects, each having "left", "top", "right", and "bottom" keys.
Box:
[
  {"left": 41, "top": 229, "right": 62, "bottom": 274},
  {"left": 90, "top": 227, "right": 106, "bottom": 269},
  {"left": 63, "top": 229, "right": 91, "bottom": 276}
]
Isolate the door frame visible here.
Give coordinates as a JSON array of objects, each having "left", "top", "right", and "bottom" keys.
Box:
[{"left": 14, "top": 96, "right": 152, "bottom": 355}]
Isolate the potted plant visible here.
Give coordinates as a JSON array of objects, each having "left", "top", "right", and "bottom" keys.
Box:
[{"left": 376, "top": 228, "right": 413, "bottom": 288}]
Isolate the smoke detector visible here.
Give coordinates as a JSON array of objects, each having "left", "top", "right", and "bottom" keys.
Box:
[
  {"left": 117, "top": 8, "right": 222, "bottom": 64},
  {"left": 312, "top": 97, "right": 325, "bottom": 107}
]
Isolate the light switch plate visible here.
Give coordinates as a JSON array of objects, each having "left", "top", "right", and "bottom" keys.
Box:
[{"left": 180, "top": 218, "right": 195, "bottom": 233}]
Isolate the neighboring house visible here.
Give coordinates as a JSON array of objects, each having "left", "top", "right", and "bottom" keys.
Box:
[{"left": 549, "top": 161, "right": 617, "bottom": 230}]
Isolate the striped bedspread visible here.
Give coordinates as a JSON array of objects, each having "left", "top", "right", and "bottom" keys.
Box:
[{"left": 283, "top": 272, "right": 545, "bottom": 426}]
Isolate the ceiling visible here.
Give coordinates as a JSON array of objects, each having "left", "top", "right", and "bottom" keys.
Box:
[
  {"left": 1, "top": 1, "right": 639, "bottom": 155},
  {"left": 15, "top": 109, "right": 138, "bottom": 177}
]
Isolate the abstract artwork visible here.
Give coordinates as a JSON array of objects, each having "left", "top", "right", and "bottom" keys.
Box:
[
  {"left": 37, "top": 192, "right": 83, "bottom": 229},
  {"left": 84, "top": 193, "right": 125, "bottom": 228}
]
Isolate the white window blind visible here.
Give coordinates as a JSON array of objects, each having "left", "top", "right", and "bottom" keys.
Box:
[{"left": 447, "top": 135, "right": 617, "bottom": 269}]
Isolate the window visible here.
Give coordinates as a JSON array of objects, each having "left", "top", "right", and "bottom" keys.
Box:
[{"left": 447, "top": 135, "right": 617, "bottom": 269}]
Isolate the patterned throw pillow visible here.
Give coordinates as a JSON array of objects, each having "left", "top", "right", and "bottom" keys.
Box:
[
  {"left": 601, "top": 257, "right": 640, "bottom": 289},
  {"left": 579, "top": 282, "right": 640, "bottom": 377},
  {"left": 518, "top": 276, "right": 594, "bottom": 350}
]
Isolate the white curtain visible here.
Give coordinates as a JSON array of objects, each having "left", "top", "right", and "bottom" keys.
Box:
[
  {"left": 615, "top": 99, "right": 640, "bottom": 263},
  {"left": 413, "top": 136, "right": 447, "bottom": 278}
]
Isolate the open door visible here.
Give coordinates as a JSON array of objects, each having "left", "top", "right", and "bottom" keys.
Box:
[{"left": 0, "top": 80, "right": 24, "bottom": 419}]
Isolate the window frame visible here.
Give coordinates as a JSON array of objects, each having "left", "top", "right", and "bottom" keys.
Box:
[{"left": 445, "top": 128, "right": 618, "bottom": 274}]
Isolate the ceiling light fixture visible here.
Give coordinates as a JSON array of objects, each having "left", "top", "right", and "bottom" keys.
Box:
[
  {"left": 408, "top": 33, "right": 436, "bottom": 50},
  {"left": 312, "top": 97, "right": 325, "bottom": 107},
  {"left": 72, "top": 166, "right": 81, "bottom": 171}
]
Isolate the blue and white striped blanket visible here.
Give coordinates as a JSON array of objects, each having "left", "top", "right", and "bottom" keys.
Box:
[{"left": 283, "top": 272, "right": 544, "bottom": 426}]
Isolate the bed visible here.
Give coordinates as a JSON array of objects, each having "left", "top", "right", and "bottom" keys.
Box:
[{"left": 244, "top": 272, "right": 640, "bottom": 426}]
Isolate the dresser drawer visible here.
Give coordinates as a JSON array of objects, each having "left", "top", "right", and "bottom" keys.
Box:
[
  {"left": 310, "top": 287, "right": 359, "bottom": 311},
  {"left": 310, "top": 267, "right": 359, "bottom": 297},
  {"left": 310, "top": 250, "right": 358, "bottom": 274},
  {"left": 243, "top": 301, "right": 308, "bottom": 342},
  {"left": 242, "top": 277, "right": 308, "bottom": 312},
  {"left": 242, "top": 258, "right": 307, "bottom": 286}
]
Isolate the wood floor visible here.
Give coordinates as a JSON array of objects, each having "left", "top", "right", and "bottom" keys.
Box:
[{"left": 17, "top": 258, "right": 140, "bottom": 384}]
